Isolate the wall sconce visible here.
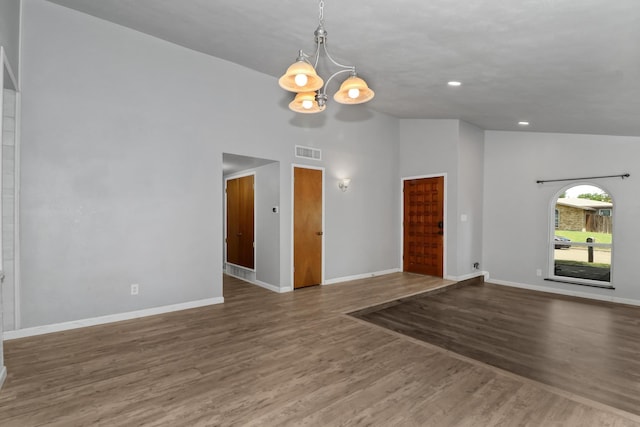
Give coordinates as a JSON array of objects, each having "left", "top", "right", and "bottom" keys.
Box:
[{"left": 338, "top": 178, "right": 351, "bottom": 192}]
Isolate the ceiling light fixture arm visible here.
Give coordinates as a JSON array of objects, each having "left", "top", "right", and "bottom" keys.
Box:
[
  {"left": 318, "top": 68, "right": 356, "bottom": 99},
  {"left": 278, "top": 0, "right": 375, "bottom": 113},
  {"left": 312, "top": 24, "right": 358, "bottom": 104},
  {"left": 316, "top": 68, "right": 355, "bottom": 107},
  {"left": 319, "top": 37, "right": 355, "bottom": 71}
]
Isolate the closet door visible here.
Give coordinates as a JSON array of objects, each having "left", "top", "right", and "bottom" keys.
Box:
[{"left": 226, "top": 175, "right": 255, "bottom": 269}]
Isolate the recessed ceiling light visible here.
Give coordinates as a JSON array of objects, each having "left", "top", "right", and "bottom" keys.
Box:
[
  {"left": 518, "top": 121, "right": 530, "bottom": 126},
  {"left": 447, "top": 81, "right": 462, "bottom": 87}
]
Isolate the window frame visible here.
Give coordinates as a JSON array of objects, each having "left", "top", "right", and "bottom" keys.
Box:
[{"left": 548, "top": 185, "right": 614, "bottom": 289}]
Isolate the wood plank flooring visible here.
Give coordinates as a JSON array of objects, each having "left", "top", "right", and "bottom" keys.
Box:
[
  {"left": 0, "top": 273, "right": 638, "bottom": 426},
  {"left": 352, "top": 281, "right": 640, "bottom": 418}
]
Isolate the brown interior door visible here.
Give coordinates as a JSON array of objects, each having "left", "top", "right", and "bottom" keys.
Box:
[
  {"left": 294, "top": 167, "right": 322, "bottom": 288},
  {"left": 403, "top": 176, "right": 444, "bottom": 277},
  {"left": 226, "top": 175, "right": 255, "bottom": 269}
]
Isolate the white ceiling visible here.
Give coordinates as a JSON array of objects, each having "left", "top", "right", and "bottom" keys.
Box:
[{"left": 45, "top": 0, "right": 640, "bottom": 136}]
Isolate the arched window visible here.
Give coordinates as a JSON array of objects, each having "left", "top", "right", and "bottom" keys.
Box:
[{"left": 550, "top": 185, "right": 613, "bottom": 288}]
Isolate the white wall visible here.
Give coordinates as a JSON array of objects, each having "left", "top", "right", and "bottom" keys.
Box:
[
  {"left": 254, "top": 162, "right": 280, "bottom": 286},
  {"left": 484, "top": 131, "right": 640, "bottom": 303},
  {"left": 399, "top": 120, "right": 459, "bottom": 277},
  {"left": 0, "top": 68, "right": 18, "bottom": 387},
  {"left": 398, "top": 119, "right": 484, "bottom": 279},
  {"left": 323, "top": 116, "right": 400, "bottom": 281},
  {"left": 0, "top": 0, "right": 21, "bottom": 81},
  {"left": 0, "top": 3, "right": 20, "bottom": 374},
  {"left": 18, "top": 0, "right": 401, "bottom": 328},
  {"left": 457, "top": 121, "right": 484, "bottom": 276},
  {"left": 2, "top": 88, "right": 17, "bottom": 331}
]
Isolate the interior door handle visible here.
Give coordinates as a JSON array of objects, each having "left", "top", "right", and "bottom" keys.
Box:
[
  {"left": 316, "top": 231, "right": 323, "bottom": 236},
  {"left": 437, "top": 221, "right": 443, "bottom": 229},
  {"left": 236, "top": 232, "right": 243, "bottom": 236}
]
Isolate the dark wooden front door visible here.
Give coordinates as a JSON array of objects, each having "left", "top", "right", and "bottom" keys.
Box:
[
  {"left": 403, "top": 176, "right": 444, "bottom": 277},
  {"left": 226, "top": 175, "right": 255, "bottom": 269},
  {"left": 293, "top": 167, "right": 323, "bottom": 288}
]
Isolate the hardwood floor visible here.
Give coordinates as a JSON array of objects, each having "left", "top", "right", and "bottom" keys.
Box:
[
  {"left": 352, "top": 281, "right": 640, "bottom": 418},
  {"left": 0, "top": 274, "right": 638, "bottom": 426}
]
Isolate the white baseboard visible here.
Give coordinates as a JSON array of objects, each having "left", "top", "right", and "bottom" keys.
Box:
[
  {"left": 255, "top": 280, "right": 292, "bottom": 294},
  {"left": 0, "top": 366, "right": 6, "bottom": 390},
  {"left": 225, "top": 271, "right": 290, "bottom": 293},
  {"left": 3, "top": 297, "right": 224, "bottom": 341},
  {"left": 445, "top": 271, "right": 488, "bottom": 282},
  {"left": 323, "top": 268, "right": 401, "bottom": 285},
  {"left": 489, "top": 278, "right": 640, "bottom": 307}
]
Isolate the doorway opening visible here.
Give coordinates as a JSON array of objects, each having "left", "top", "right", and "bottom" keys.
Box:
[{"left": 223, "top": 153, "right": 280, "bottom": 292}]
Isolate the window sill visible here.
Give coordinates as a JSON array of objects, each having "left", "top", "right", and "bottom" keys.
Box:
[{"left": 544, "top": 277, "right": 615, "bottom": 290}]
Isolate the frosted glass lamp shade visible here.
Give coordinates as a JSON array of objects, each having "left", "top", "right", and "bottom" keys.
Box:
[
  {"left": 289, "top": 92, "right": 325, "bottom": 114},
  {"left": 333, "top": 76, "right": 375, "bottom": 104},
  {"left": 279, "top": 61, "right": 324, "bottom": 93}
]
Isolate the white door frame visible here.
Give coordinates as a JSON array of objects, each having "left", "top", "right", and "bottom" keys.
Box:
[{"left": 400, "top": 173, "right": 448, "bottom": 278}]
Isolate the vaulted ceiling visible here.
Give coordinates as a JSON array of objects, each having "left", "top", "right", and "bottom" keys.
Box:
[{"left": 46, "top": 0, "right": 640, "bottom": 136}]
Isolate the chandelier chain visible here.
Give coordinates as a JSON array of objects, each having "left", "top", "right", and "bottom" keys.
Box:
[{"left": 319, "top": 0, "right": 325, "bottom": 25}]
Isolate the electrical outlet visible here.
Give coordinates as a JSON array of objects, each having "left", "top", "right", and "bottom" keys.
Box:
[
  {"left": 473, "top": 262, "right": 480, "bottom": 270},
  {"left": 536, "top": 269, "right": 542, "bottom": 277},
  {"left": 131, "top": 283, "right": 139, "bottom": 295}
]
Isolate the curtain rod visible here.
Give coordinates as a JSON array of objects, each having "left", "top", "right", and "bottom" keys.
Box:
[{"left": 536, "top": 173, "right": 630, "bottom": 184}]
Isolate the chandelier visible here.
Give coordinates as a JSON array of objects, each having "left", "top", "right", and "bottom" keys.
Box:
[{"left": 278, "top": 0, "right": 375, "bottom": 114}]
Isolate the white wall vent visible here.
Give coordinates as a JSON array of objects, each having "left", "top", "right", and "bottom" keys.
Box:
[{"left": 295, "top": 145, "right": 322, "bottom": 161}]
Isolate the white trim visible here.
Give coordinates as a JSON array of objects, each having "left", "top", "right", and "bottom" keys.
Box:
[
  {"left": 488, "top": 278, "right": 640, "bottom": 307},
  {"left": 324, "top": 268, "right": 401, "bottom": 285},
  {"left": 445, "top": 271, "right": 488, "bottom": 282},
  {"left": 0, "top": 49, "right": 4, "bottom": 276},
  {"left": 291, "top": 164, "right": 325, "bottom": 288},
  {"left": 1, "top": 46, "right": 21, "bottom": 329},
  {"left": 1, "top": 47, "right": 18, "bottom": 90},
  {"left": 400, "top": 173, "right": 448, "bottom": 278},
  {"left": 3, "top": 297, "right": 224, "bottom": 341},
  {"left": 225, "top": 270, "right": 290, "bottom": 294},
  {"left": 18, "top": 0, "right": 23, "bottom": 90},
  {"left": 2, "top": 47, "right": 21, "bottom": 330},
  {"left": 13, "top": 90, "right": 21, "bottom": 329},
  {"left": 225, "top": 262, "right": 256, "bottom": 273},
  {"left": 0, "top": 366, "right": 6, "bottom": 389},
  {"left": 255, "top": 280, "right": 291, "bottom": 294}
]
